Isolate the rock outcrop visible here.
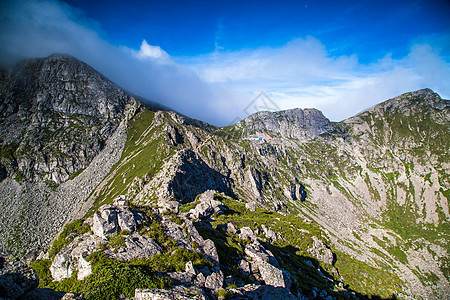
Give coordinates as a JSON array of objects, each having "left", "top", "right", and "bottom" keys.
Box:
[{"left": 235, "top": 108, "right": 336, "bottom": 140}]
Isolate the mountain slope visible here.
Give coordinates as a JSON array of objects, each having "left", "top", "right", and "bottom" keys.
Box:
[{"left": 0, "top": 55, "right": 448, "bottom": 299}]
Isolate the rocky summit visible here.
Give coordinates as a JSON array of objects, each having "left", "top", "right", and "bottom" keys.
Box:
[{"left": 0, "top": 54, "right": 449, "bottom": 300}]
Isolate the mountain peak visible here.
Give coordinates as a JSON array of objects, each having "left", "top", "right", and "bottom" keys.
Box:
[
  {"left": 235, "top": 107, "right": 336, "bottom": 140},
  {"left": 363, "top": 88, "right": 447, "bottom": 116}
]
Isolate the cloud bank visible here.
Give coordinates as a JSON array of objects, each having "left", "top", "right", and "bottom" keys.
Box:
[{"left": 0, "top": 0, "right": 449, "bottom": 126}]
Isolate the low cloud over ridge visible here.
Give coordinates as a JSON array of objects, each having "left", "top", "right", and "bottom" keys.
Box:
[{"left": 0, "top": 0, "right": 449, "bottom": 126}]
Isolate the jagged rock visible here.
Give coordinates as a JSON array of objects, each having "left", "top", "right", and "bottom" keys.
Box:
[
  {"left": 238, "top": 259, "right": 251, "bottom": 276},
  {"left": 243, "top": 241, "right": 292, "bottom": 288},
  {"left": 257, "top": 261, "right": 292, "bottom": 289},
  {"left": 244, "top": 241, "right": 279, "bottom": 267},
  {"left": 202, "top": 239, "right": 220, "bottom": 267},
  {"left": 0, "top": 254, "right": 39, "bottom": 299},
  {"left": 167, "top": 271, "right": 196, "bottom": 286},
  {"left": 185, "top": 261, "right": 197, "bottom": 275},
  {"left": 49, "top": 252, "right": 73, "bottom": 281},
  {"left": 116, "top": 207, "right": 137, "bottom": 233},
  {"left": 189, "top": 190, "right": 227, "bottom": 220},
  {"left": 135, "top": 286, "right": 207, "bottom": 300},
  {"left": 308, "top": 236, "right": 335, "bottom": 265},
  {"left": 204, "top": 270, "right": 224, "bottom": 291},
  {"left": 195, "top": 273, "right": 206, "bottom": 288},
  {"left": 261, "top": 225, "right": 277, "bottom": 242},
  {"left": 77, "top": 255, "right": 92, "bottom": 281},
  {"left": 109, "top": 233, "right": 162, "bottom": 261},
  {"left": 91, "top": 203, "right": 142, "bottom": 239},
  {"left": 238, "top": 227, "right": 258, "bottom": 242},
  {"left": 229, "top": 284, "right": 298, "bottom": 300},
  {"left": 92, "top": 206, "right": 119, "bottom": 239},
  {"left": 158, "top": 200, "right": 180, "bottom": 214},
  {"left": 50, "top": 233, "right": 102, "bottom": 281}
]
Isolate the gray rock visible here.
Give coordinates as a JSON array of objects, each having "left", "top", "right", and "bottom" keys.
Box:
[
  {"left": 109, "top": 232, "right": 162, "bottom": 261},
  {"left": 91, "top": 203, "right": 141, "bottom": 239},
  {"left": 189, "top": 190, "right": 227, "bottom": 220},
  {"left": 244, "top": 241, "right": 279, "bottom": 267},
  {"left": 195, "top": 272, "right": 206, "bottom": 288},
  {"left": 135, "top": 286, "right": 207, "bottom": 300},
  {"left": 167, "top": 271, "right": 196, "bottom": 286},
  {"left": 92, "top": 206, "right": 119, "bottom": 239},
  {"left": 308, "top": 236, "right": 335, "bottom": 265},
  {"left": 229, "top": 284, "right": 298, "bottom": 300},
  {"left": 202, "top": 239, "right": 220, "bottom": 267},
  {"left": 257, "top": 261, "right": 292, "bottom": 289},
  {"left": 185, "top": 261, "right": 197, "bottom": 275},
  {"left": 49, "top": 252, "right": 73, "bottom": 281},
  {"left": 261, "top": 225, "right": 277, "bottom": 242},
  {"left": 238, "top": 259, "right": 251, "bottom": 276},
  {"left": 116, "top": 207, "right": 137, "bottom": 233},
  {"left": 238, "top": 227, "right": 258, "bottom": 242},
  {"left": 205, "top": 270, "right": 224, "bottom": 291}
]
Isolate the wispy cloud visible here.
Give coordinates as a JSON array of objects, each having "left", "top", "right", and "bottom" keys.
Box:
[{"left": 0, "top": 0, "right": 449, "bottom": 126}]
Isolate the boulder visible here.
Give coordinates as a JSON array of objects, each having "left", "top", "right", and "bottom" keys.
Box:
[
  {"left": 308, "top": 236, "right": 335, "bottom": 265},
  {"left": 167, "top": 271, "right": 196, "bottom": 286},
  {"left": 91, "top": 203, "right": 143, "bottom": 239},
  {"left": 49, "top": 252, "right": 73, "bottom": 281},
  {"left": 116, "top": 208, "right": 137, "bottom": 233},
  {"left": 189, "top": 190, "right": 227, "bottom": 220},
  {"left": 257, "top": 261, "right": 292, "bottom": 289},
  {"left": 261, "top": 225, "right": 277, "bottom": 242},
  {"left": 244, "top": 241, "right": 279, "bottom": 267},
  {"left": 109, "top": 233, "right": 162, "bottom": 261},
  {"left": 238, "top": 227, "right": 258, "bottom": 242},
  {"left": 205, "top": 271, "right": 224, "bottom": 291},
  {"left": 92, "top": 206, "right": 119, "bottom": 239},
  {"left": 185, "top": 261, "right": 197, "bottom": 275},
  {"left": 202, "top": 239, "right": 220, "bottom": 267}
]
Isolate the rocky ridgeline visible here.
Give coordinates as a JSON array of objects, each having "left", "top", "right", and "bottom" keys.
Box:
[
  {"left": 34, "top": 191, "right": 344, "bottom": 300},
  {"left": 235, "top": 108, "right": 337, "bottom": 140}
]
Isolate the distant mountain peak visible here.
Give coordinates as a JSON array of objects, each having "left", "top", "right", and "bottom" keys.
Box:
[{"left": 235, "top": 107, "right": 336, "bottom": 140}]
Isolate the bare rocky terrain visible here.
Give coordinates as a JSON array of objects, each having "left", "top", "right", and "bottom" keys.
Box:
[{"left": 0, "top": 54, "right": 448, "bottom": 299}]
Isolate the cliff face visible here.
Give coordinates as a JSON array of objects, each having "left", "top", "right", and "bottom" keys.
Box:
[
  {"left": 0, "top": 55, "right": 448, "bottom": 299},
  {"left": 0, "top": 54, "right": 142, "bottom": 260},
  {"left": 0, "top": 54, "right": 132, "bottom": 184},
  {"left": 234, "top": 107, "right": 337, "bottom": 140}
]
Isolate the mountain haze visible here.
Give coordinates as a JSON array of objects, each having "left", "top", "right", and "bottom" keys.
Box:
[{"left": 0, "top": 54, "right": 448, "bottom": 300}]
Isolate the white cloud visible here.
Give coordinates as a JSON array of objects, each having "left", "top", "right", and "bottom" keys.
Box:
[
  {"left": 184, "top": 36, "right": 450, "bottom": 121},
  {"left": 133, "top": 40, "right": 170, "bottom": 62}
]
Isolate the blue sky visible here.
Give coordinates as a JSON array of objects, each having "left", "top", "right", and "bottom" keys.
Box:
[{"left": 1, "top": 0, "right": 449, "bottom": 125}]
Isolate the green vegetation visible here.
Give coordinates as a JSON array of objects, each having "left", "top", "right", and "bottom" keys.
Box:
[
  {"left": 31, "top": 252, "right": 169, "bottom": 300},
  {"left": 48, "top": 220, "right": 91, "bottom": 259},
  {"left": 107, "top": 233, "right": 126, "bottom": 251},
  {"left": 334, "top": 250, "right": 403, "bottom": 298}
]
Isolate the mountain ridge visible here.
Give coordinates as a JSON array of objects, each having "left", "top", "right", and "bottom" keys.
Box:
[{"left": 0, "top": 54, "right": 448, "bottom": 299}]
